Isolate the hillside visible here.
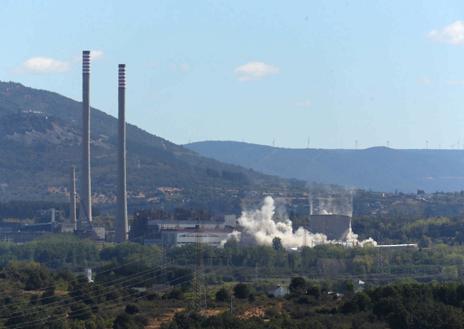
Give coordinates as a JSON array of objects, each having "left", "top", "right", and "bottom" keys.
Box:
[
  {"left": 186, "top": 141, "right": 464, "bottom": 192},
  {"left": 0, "top": 82, "right": 303, "bottom": 212}
]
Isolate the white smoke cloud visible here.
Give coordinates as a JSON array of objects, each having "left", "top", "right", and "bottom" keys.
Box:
[
  {"left": 344, "top": 228, "right": 377, "bottom": 248},
  {"left": 224, "top": 196, "right": 376, "bottom": 249}
]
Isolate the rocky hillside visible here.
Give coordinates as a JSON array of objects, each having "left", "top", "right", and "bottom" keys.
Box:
[{"left": 0, "top": 82, "right": 303, "bottom": 212}]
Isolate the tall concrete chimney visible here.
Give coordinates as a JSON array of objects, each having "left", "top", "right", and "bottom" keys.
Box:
[
  {"left": 70, "top": 166, "right": 77, "bottom": 230},
  {"left": 79, "top": 50, "right": 93, "bottom": 229},
  {"left": 116, "top": 64, "right": 128, "bottom": 242}
]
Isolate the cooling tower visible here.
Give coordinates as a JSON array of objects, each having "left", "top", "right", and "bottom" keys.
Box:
[
  {"left": 308, "top": 214, "right": 351, "bottom": 240},
  {"left": 79, "top": 50, "right": 93, "bottom": 229},
  {"left": 308, "top": 188, "right": 353, "bottom": 240},
  {"left": 116, "top": 64, "right": 128, "bottom": 242}
]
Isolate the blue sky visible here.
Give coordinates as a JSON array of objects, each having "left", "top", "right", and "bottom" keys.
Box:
[{"left": 2, "top": 1, "right": 464, "bottom": 149}]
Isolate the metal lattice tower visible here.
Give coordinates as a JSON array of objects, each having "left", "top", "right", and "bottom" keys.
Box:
[{"left": 192, "top": 221, "right": 207, "bottom": 311}]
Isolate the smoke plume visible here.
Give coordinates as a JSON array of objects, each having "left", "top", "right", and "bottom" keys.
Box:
[{"left": 226, "top": 196, "right": 376, "bottom": 249}]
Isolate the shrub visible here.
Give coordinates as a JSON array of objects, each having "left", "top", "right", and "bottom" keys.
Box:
[
  {"left": 215, "top": 287, "right": 230, "bottom": 302},
  {"left": 233, "top": 283, "right": 250, "bottom": 299}
]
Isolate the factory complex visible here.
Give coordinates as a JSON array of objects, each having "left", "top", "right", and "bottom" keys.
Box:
[{"left": 0, "top": 50, "right": 399, "bottom": 250}]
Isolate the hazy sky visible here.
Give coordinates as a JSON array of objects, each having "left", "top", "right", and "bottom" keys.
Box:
[{"left": 1, "top": 1, "right": 464, "bottom": 149}]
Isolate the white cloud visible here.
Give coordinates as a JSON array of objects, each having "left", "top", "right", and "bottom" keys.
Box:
[
  {"left": 178, "top": 63, "right": 190, "bottom": 72},
  {"left": 428, "top": 21, "right": 464, "bottom": 45},
  {"left": 20, "top": 57, "right": 70, "bottom": 74},
  {"left": 235, "top": 61, "right": 279, "bottom": 81},
  {"left": 170, "top": 62, "right": 190, "bottom": 73},
  {"left": 296, "top": 100, "right": 311, "bottom": 108},
  {"left": 418, "top": 77, "right": 432, "bottom": 85},
  {"left": 90, "top": 50, "right": 104, "bottom": 60},
  {"left": 18, "top": 50, "right": 104, "bottom": 74},
  {"left": 447, "top": 80, "right": 464, "bottom": 85}
]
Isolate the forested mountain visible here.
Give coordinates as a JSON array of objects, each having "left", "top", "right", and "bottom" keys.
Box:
[
  {"left": 187, "top": 141, "right": 464, "bottom": 192},
  {"left": 0, "top": 82, "right": 302, "bottom": 212}
]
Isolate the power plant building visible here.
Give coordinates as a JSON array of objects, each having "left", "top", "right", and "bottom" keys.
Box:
[
  {"left": 308, "top": 189, "right": 353, "bottom": 241},
  {"left": 307, "top": 214, "right": 351, "bottom": 241},
  {"left": 131, "top": 215, "right": 237, "bottom": 247},
  {"left": 161, "top": 229, "right": 232, "bottom": 248}
]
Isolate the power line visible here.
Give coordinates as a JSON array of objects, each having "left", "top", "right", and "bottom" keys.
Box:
[
  {"left": 192, "top": 221, "right": 207, "bottom": 311},
  {"left": 0, "top": 232, "right": 162, "bottom": 311},
  {"left": 3, "top": 246, "right": 200, "bottom": 323},
  {"left": 9, "top": 270, "right": 196, "bottom": 329},
  {"left": 1, "top": 260, "right": 176, "bottom": 322},
  {"left": 12, "top": 253, "right": 223, "bottom": 329}
]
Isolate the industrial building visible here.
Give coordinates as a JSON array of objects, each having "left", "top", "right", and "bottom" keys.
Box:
[
  {"left": 307, "top": 214, "right": 352, "bottom": 241},
  {"left": 131, "top": 215, "right": 237, "bottom": 247},
  {"left": 307, "top": 189, "right": 354, "bottom": 241},
  {"left": 0, "top": 208, "right": 61, "bottom": 243},
  {"left": 148, "top": 215, "right": 236, "bottom": 231},
  {"left": 161, "top": 229, "right": 233, "bottom": 248}
]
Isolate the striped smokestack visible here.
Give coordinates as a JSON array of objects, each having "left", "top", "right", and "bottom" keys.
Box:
[
  {"left": 70, "top": 166, "right": 77, "bottom": 230},
  {"left": 116, "top": 64, "right": 128, "bottom": 242},
  {"left": 79, "top": 50, "right": 93, "bottom": 229}
]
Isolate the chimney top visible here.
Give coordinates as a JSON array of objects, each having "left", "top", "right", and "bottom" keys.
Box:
[
  {"left": 118, "top": 64, "right": 126, "bottom": 88},
  {"left": 83, "top": 51, "right": 91, "bottom": 74}
]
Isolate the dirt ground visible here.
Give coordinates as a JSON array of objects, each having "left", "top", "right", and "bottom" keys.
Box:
[{"left": 145, "top": 308, "right": 184, "bottom": 329}]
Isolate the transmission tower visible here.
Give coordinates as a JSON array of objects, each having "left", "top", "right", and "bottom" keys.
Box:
[
  {"left": 159, "top": 238, "right": 167, "bottom": 283},
  {"left": 192, "top": 221, "right": 207, "bottom": 311}
]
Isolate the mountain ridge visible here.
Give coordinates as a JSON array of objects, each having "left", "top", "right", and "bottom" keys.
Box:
[
  {"left": 186, "top": 140, "right": 464, "bottom": 192},
  {"left": 0, "top": 82, "right": 303, "bottom": 212}
]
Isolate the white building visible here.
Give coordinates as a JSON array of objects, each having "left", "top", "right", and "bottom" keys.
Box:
[{"left": 161, "top": 229, "right": 232, "bottom": 248}]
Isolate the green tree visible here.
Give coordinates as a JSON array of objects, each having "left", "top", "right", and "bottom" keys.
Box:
[
  {"left": 289, "top": 277, "right": 306, "bottom": 294},
  {"left": 215, "top": 287, "right": 230, "bottom": 302},
  {"left": 233, "top": 283, "right": 250, "bottom": 299}
]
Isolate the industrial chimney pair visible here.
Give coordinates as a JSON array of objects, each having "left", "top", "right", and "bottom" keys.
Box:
[{"left": 71, "top": 51, "right": 128, "bottom": 242}]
